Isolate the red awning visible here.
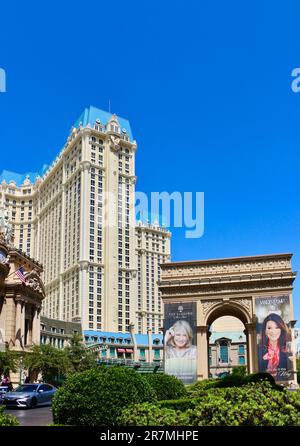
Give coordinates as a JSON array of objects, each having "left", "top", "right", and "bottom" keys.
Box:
[
  {"left": 125, "top": 349, "right": 133, "bottom": 353},
  {"left": 117, "top": 348, "right": 125, "bottom": 353}
]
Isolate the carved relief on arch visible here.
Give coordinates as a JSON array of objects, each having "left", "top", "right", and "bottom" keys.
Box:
[
  {"left": 201, "top": 300, "right": 222, "bottom": 317},
  {"left": 233, "top": 298, "right": 252, "bottom": 315},
  {"left": 202, "top": 298, "right": 252, "bottom": 325}
]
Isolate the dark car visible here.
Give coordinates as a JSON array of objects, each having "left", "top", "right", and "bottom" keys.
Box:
[
  {"left": 0, "top": 386, "right": 10, "bottom": 404},
  {"left": 2, "top": 383, "right": 57, "bottom": 409}
]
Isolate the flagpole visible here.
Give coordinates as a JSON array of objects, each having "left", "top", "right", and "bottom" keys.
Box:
[{"left": 6, "top": 265, "right": 26, "bottom": 279}]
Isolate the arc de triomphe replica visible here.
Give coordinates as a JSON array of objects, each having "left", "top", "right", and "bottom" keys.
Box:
[{"left": 159, "top": 253, "right": 297, "bottom": 384}]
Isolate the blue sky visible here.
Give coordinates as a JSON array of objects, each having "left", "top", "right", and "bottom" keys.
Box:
[{"left": 0, "top": 1, "right": 299, "bottom": 321}]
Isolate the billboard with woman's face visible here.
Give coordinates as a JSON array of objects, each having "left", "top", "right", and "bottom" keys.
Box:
[
  {"left": 255, "top": 295, "right": 293, "bottom": 382},
  {"left": 164, "top": 302, "right": 197, "bottom": 384}
]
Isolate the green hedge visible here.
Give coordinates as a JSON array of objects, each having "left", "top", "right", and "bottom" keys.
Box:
[
  {"left": 158, "top": 397, "right": 201, "bottom": 412},
  {"left": 52, "top": 366, "right": 156, "bottom": 426},
  {"left": 144, "top": 373, "right": 187, "bottom": 401},
  {"left": 0, "top": 406, "right": 19, "bottom": 426},
  {"left": 187, "top": 372, "right": 277, "bottom": 397},
  {"left": 119, "top": 382, "right": 300, "bottom": 426}
]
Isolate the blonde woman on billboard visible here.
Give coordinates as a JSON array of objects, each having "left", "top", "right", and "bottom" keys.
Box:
[{"left": 165, "top": 320, "right": 197, "bottom": 359}]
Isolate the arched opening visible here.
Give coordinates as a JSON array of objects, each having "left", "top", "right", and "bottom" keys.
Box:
[
  {"left": 208, "top": 316, "right": 247, "bottom": 378},
  {"left": 206, "top": 304, "right": 251, "bottom": 378}
]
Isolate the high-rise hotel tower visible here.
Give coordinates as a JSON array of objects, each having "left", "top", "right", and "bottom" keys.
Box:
[{"left": 0, "top": 106, "right": 171, "bottom": 333}]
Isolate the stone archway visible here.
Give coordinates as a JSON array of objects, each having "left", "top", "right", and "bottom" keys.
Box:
[
  {"left": 159, "top": 253, "right": 297, "bottom": 383},
  {"left": 204, "top": 301, "right": 255, "bottom": 379},
  {"left": 196, "top": 299, "right": 256, "bottom": 380}
]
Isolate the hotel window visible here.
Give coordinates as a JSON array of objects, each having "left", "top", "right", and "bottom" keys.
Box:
[
  {"left": 239, "top": 356, "right": 245, "bottom": 365},
  {"left": 238, "top": 345, "right": 245, "bottom": 355},
  {"left": 219, "top": 342, "right": 228, "bottom": 363}
]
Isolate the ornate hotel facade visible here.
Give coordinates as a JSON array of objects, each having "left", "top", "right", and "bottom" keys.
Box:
[{"left": 0, "top": 106, "right": 171, "bottom": 333}]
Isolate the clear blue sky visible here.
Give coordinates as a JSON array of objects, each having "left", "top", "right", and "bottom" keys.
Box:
[{"left": 0, "top": 1, "right": 299, "bottom": 320}]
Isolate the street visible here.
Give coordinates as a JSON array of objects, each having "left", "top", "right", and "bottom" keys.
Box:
[{"left": 5, "top": 405, "right": 53, "bottom": 426}]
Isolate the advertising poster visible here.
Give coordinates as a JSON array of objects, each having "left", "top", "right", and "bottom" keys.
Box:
[
  {"left": 255, "top": 295, "right": 293, "bottom": 382},
  {"left": 164, "top": 302, "right": 197, "bottom": 384}
]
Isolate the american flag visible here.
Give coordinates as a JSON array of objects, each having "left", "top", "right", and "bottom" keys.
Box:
[{"left": 15, "top": 267, "right": 26, "bottom": 284}]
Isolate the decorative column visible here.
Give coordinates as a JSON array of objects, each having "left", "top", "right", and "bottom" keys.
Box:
[
  {"left": 15, "top": 300, "right": 21, "bottom": 346},
  {"left": 79, "top": 155, "right": 91, "bottom": 330},
  {"left": 138, "top": 249, "right": 146, "bottom": 333},
  {"left": 288, "top": 320, "right": 299, "bottom": 387},
  {"left": 197, "top": 325, "right": 209, "bottom": 380},
  {"left": 15, "top": 300, "right": 24, "bottom": 348},
  {"left": 0, "top": 295, "right": 6, "bottom": 347},
  {"left": 31, "top": 307, "right": 41, "bottom": 345},
  {"left": 78, "top": 261, "right": 89, "bottom": 329},
  {"left": 129, "top": 323, "right": 138, "bottom": 361},
  {"left": 245, "top": 323, "right": 257, "bottom": 374},
  {"left": 147, "top": 328, "right": 152, "bottom": 363},
  {"left": 59, "top": 179, "right": 66, "bottom": 321}
]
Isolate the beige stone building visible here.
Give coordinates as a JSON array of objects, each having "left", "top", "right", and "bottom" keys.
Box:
[
  {"left": 0, "top": 227, "right": 44, "bottom": 360},
  {"left": 0, "top": 106, "right": 171, "bottom": 333},
  {"left": 40, "top": 315, "right": 82, "bottom": 349},
  {"left": 135, "top": 221, "right": 171, "bottom": 334}
]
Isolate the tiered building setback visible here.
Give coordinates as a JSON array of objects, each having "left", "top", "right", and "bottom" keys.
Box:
[{"left": 0, "top": 106, "right": 171, "bottom": 333}]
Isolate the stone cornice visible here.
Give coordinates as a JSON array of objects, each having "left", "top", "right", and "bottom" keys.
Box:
[
  {"left": 161, "top": 254, "right": 293, "bottom": 279},
  {"left": 80, "top": 161, "right": 91, "bottom": 172},
  {"left": 78, "top": 260, "right": 89, "bottom": 272},
  {"left": 8, "top": 285, "right": 44, "bottom": 305},
  {"left": 9, "top": 249, "right": 43, "bottom": 271},
  {"left": 159, "top": 271, "right": 296, "bottom": 288},
  {"left": 89, "top": 163, "right": 106, "bottom": 174},
  {"left": 45, "top": 277, "right": 60, "bottom": 289},
  {"left": 159, "top": 277, "right": 295, "bottom": 298}
]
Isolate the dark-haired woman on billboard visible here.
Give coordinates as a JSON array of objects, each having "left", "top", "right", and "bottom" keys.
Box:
[{"left": 258, "top": 313, "right": 292, "bottom": 380}]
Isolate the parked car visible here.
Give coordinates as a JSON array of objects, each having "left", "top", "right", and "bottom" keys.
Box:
[
  {"left": 2, "top": 383, "right": 57, "bottom": 408},
  {"left": 0, "top": 386, "right": 10, "bottom": 404}
]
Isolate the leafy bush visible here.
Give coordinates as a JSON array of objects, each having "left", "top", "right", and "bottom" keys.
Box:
[
  {"left": 231, "top": 366, "right": 247, "bottom": 376},
  {"left": 0, "top": 350, "right": 19, "bottom": 376},
  {"left": 186, "top": 378, "right": 220, "bottom": 396},
  {"left": 119, "top": 382, "right": 300, "bottom": 426},
  {"left": 212, "top": 373, "right": 245, "bottom": 388},
  {"left": 245, "top": 373, "right": 276, "bottom": 385},
  {"left": 52, "top": 366, "right": 156, "bottom": 426},
  {"left": 119, "top": 402, "right": 186, "bottom": 426},
  {"left": 158, "top": 397, "right": 201, "bottom": 412},
  {"left": 187, "top": 372, "right": 276, "bottom": 396},
  {"left": 144, "top": 373, "right": 187, "bottom": 401},
  {"left": 0, "top": 406, "right": 19, "bottom": 426}
]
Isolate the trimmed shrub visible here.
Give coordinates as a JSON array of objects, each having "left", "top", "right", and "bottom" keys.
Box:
[
  {"left": 187, "top": 372, "right": 277, "bottom": 397},
  {"left": 245, "top": 372, "right": 275, "bottom": 385},
  {"left": 187, "top": 378, "right": 220, "bottom": 393},
  {"left": 158, "top": 397, "right": 201, "bottom": 412},
  {"left": 119, "top": 402, "right": 185, "bottom": 426},
  {"left": 144, "top": 373, "right": 187, "bottom": 401},
  {"left": 212, "top": 373, "right": 245, "bottom": 388},
  {"left": 119, "top": 382, "right": 300, "bottom": 426},
  {"left": 0, "top": 406, "right": 19, "bottom": 426},
  {"left": 52, "top": 366, "right": 156, "bottom": 426}
]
